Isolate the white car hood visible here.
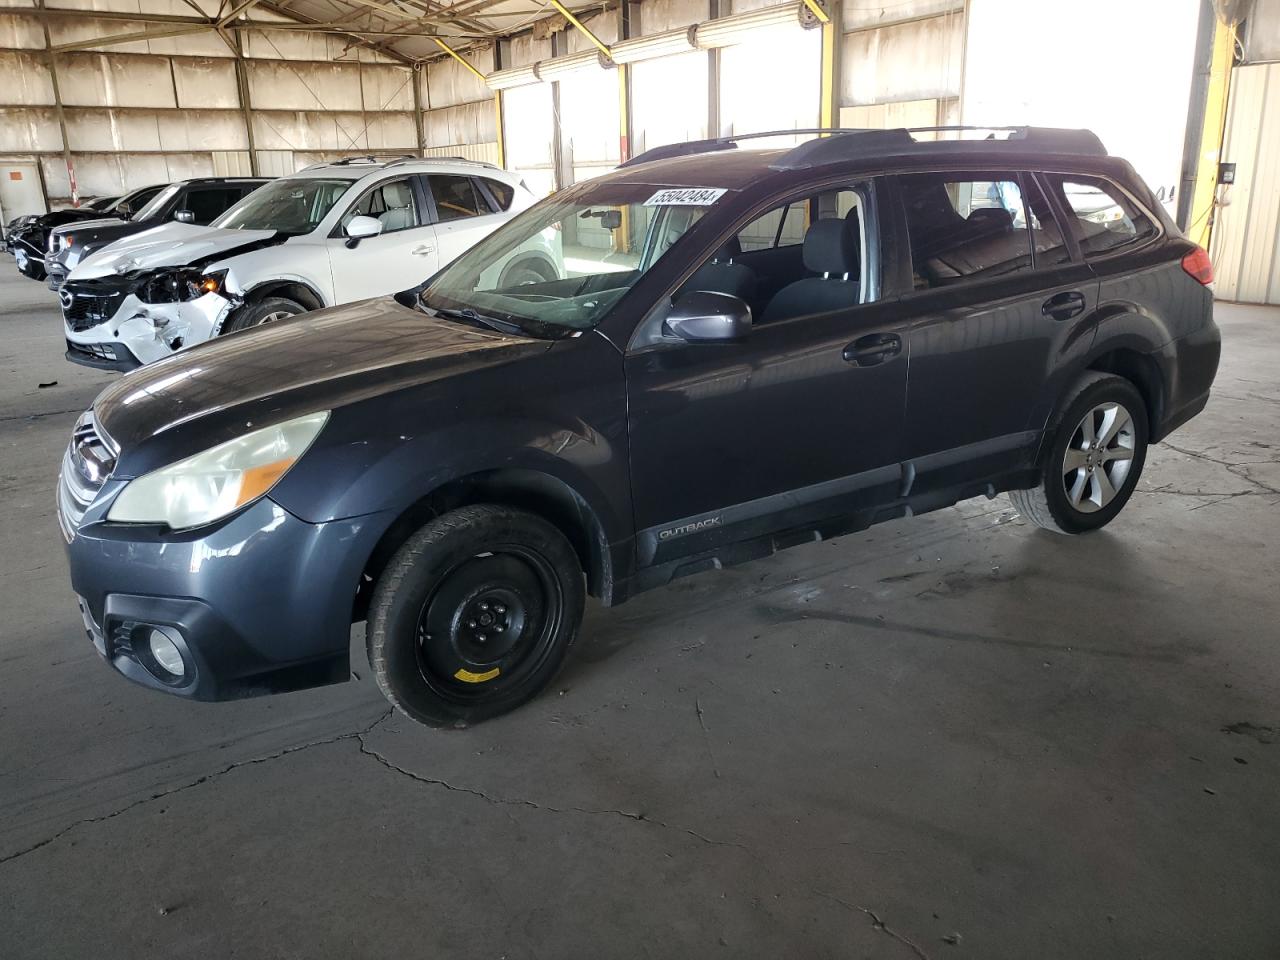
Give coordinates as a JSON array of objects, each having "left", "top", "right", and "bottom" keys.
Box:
[{"left": 70, "top": 222, "right": 277, "bottom": 279}]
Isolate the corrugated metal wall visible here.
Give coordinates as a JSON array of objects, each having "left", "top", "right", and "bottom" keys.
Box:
[
  {"left": 0, "top": 0, "right": 417, "bottom": 205},
  {"left": 1211, "top": 62, "right": 1280, "bottom": 305}
]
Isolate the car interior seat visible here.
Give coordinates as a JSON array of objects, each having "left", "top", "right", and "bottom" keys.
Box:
[
  {"left": 377, "top": 183, "right": 416, "bottom": 232},
  {"left": 678, "top": 237, "right": 757, "bottom": 305},
  {"left": 760, "top": 219, "right": 860, "bottom": 323}
]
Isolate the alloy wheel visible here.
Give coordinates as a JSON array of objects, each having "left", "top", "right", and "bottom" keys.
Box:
[{"left": 1061, "top": 401, "right": 1136, "bottom": 513}]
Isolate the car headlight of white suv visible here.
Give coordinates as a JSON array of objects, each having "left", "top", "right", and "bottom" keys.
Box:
[{"left": 108, "top": 411, "right": 329, "bottom": 529}]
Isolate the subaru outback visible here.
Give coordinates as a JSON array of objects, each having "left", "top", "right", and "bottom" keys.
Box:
[{"left": 57, "top": 126, "right": 1220, "bottom": 727}]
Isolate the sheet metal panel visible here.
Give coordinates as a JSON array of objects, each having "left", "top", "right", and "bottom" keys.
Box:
[
  {"left": 423, "top": 48, "right": 495, "bottom": 109},
  {"left": 840, "top": 13, "right": 963, "bottom": 107},
  {"left": 1212, "top": 62, "right": 1280, "bottom": 304}
]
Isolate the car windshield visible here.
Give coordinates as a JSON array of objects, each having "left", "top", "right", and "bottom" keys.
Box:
[
  {"left": 421, "top": 182, "right": 725, "bottom": 331},
  {"left": 131, "top": 184, "right": 181, "bottom": 221},
  {"left": 214, "top": 178, "right": 353, "bottom": 234}
]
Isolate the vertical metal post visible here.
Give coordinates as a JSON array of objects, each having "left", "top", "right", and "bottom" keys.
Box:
[
  {"left": 550, "top": 30, "right": 566, "bottom": 191},
  {"left": 1177, "top": 0, "right": 1219, "bottom": 231},
  {"left": 412, "top": 63, "right": 426, "bottom": 158},
  {"left": 493, "top": 41, "right": 506, "bottom": 168},
  {"left": 618, "top": 0, "right": 633, "bottom": 162},
  {"left": 819, "top": 0, "right": 840, "bottom": 130},
  {"left": 37, "top": 0, "right": 76, "bottom": 204},
  {"left": 232, "top": 32, "right": 260, "bottom": 175},
  {"left": 707, "top": 0, "right": 721, "bottom": 138}
]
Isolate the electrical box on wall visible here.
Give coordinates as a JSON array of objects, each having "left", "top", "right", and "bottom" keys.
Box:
[{"left": 1218, "top": 162, "right": 1237, "bottom": 184}]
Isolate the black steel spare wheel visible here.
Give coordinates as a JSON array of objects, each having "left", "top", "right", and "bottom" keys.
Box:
[{"left": 368, "top": 505, "right": 585, "bottom": 727}]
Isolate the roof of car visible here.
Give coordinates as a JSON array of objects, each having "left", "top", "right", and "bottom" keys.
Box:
[
  {"left": 602, "top": 126, "right": 1122, "bottom": 191},
  {"left": 288, "top": 156, "right": 511, "bottom": 182}
]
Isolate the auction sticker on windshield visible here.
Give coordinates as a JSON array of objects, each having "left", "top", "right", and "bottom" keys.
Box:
[{"left": 644, "top": 188, "right": 727, "bottom": 206}]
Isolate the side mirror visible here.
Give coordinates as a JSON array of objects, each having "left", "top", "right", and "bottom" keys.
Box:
[
  {"left": 174, "top": 209, "right": 195, "bottom": 224},
  {"left": 345, "top": 215, "right": 383, "bottom": 248},
  {"left": 664, "top": 291, "right": 751, "bottom": 344}
]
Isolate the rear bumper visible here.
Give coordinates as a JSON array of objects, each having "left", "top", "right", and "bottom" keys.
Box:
[
  {"left": 64, "top": 496, "right": 393, "bottom": 700},
  {"left": 1152, "top": 314, "right": 1221, "bottom": 443}
]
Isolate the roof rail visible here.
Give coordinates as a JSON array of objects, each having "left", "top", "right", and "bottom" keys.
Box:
[
  {"left": 771, "top": 125, "right": 1107, "bottom": 169},
  {"left": 619, "top": 125, "right": 1107, "bottom": 171},
  {"left": 619, "top": 129, "right": 859, "bottom": 168},
  {"left": 386, "top": 155, "right": 499, "bottom": 170}
]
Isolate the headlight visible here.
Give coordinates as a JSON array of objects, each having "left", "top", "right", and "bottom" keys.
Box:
[
  {"left": 137, "top": 268, "right": 228, "bottom": 304},
  {"left": 107, "top": 411, "right": 329, "bottom": 529}
]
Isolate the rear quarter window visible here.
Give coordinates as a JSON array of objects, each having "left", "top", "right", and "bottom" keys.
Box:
[
  {"left": 1044, "top": 174, "right": 1157, "bottom": 257},
  {"left": 480, "top": 178, "right": 515, "bottom": 212}
]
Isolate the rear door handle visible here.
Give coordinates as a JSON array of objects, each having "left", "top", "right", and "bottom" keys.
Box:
[
  {"left": 843, "top": 332, "right": 902, "bottom": 366},
  {"left": 412, "top": 244, "right": 435, "bottom": 256},
  {"left": 1042, "top": 290, "right": 1086, "bottom": 321}
]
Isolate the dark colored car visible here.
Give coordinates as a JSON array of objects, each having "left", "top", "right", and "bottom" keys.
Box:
[
  {"left": 44, "top": 177, "right": 271, "bottom": 290},
  {"left": 57, "top": 126, "right": 1220, "bottom": 727},
  {"left": 6, "top": 188, "right": 162, "bottom": 281}
]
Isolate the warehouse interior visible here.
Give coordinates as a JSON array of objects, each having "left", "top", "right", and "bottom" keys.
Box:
[{"left": 3, "top": 0, "right": 1280, "bottom": 956}]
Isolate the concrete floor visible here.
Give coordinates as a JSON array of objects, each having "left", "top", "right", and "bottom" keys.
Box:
[{"left": 1, "top": 260, "right": 1278, "bottom": 959}]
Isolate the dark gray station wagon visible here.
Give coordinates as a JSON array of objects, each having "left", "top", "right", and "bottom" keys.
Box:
[{"left": 58, "top": 126, "right": 1220, "bottom": 727}]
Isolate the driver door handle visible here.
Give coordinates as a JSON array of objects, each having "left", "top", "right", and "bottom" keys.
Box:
[
  {"left": 1042, "top": 290, "right": 1086, "bottom": 321},
  {"left": 843, "top": 332, "right": 902, "bottom": 366},
  {"left": 412, "top": 244, "right": 435, "bottom": 256}
]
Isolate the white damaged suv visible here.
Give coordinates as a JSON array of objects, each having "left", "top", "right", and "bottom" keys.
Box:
[{"left": 60, "top": 157, "right": 547, "bottom": 370}]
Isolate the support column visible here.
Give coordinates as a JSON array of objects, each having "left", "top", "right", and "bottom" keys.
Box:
[
  {"left": 37, "top": 0, "right": 76, "bottom": 203},
  {"left": 618, "top": 0, "right": 633, "bottom": 162},
  {"left": 707, "top": 0, "right": 721, "bottom": 138},
  {"left": 493, "top": 41, "right": 506, "bottom": 168},
  {"left": 232, "top": 33, "right": 260, "bottom": 175},
  {"left": 412, "top": 64, "right": 426, "bottom": 158}
]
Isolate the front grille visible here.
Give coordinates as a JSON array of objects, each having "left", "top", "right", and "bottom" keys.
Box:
[
  {"left": 61, "top": 285, "right": 129, "bottom": 332},
  {"left": 57, "top": 411, "right": 118, "bottom": 539}
]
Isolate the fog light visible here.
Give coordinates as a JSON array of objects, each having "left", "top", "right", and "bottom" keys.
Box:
[{"left": 147, "top": 627, "right": 185, "bottom": 678}]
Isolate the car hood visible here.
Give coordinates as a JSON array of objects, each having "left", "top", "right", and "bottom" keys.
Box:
[
  {"left": 71, "top": 223, "right": 277, "bottom": 279},
  {"left": 51, "top": 216, "right": 128, "bottom": 237},
  {"left": 93, "top": 296, "right": 555, "bottom": 473}
]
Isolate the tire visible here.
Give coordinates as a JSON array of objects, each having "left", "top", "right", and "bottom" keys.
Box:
[
  {"left": 498, "top": 257, "right": 557, "bottom": 288},
  {"left": 221, "top": 296, "right": 305, "bottom": 335},
  {"left": 367, "top": 505, "right": 585, "bottom": 728},
  {"left": 1010, "top": 372, "right": 1149, "bottom": 534}
]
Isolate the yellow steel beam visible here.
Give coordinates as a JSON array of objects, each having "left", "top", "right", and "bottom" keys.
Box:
[
  {"left": 819, "top": 18, "right": 836, "bottom": 129},
  {"left": 1188, "top": 17, "right": 1235, "bottom": 250},
  {"left": 493, "top": 88, "right": 505, "bottom": 168},
  {"left": 431, "top": 36, "right": 488, "bottom": 82},
  {"left": 545, "top": 0, "right": 612, "bottom": 59},
  {"left": 802, "top": 0, "right": 831, "bottom": 25}
]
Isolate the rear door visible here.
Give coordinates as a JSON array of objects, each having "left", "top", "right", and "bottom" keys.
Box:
[
  {"left": 425, "top": 174, "right": 510, "bottom": 267},
  {"left": 886, "top": 169, "right": 1099, "bottom": 494},
  {"left": 181, "top": 185, "right": 246, "bottom": 225},
  {"left": 328, "top": 175, "right": 439, "bottom": 302}
]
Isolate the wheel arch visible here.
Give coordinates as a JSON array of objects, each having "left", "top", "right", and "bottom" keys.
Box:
[
  {"left": 353, "top": 467, "right": 613, "bottom": 624},
  {"left": 1085, "top": 337, "right": 1166, "bottom": 437},
  {"left": 241, "top": 278, "right": 326, "bottom": 311},
  {"left": 498, "top": 251, "right": 559, "bottom": 285}
]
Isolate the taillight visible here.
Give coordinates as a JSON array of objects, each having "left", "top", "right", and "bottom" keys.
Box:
[{"left": 1181, "top": 246, "right": 1213, "bottom": 286}]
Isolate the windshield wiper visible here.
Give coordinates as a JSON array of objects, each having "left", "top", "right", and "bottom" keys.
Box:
[{"left": 429, "top": 305, "right": 528, "bottom": 337}]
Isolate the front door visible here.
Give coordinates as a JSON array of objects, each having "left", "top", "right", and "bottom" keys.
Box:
[
  {"left": 625, "top": 181, "right": 910, "bottom": 568},
  {"left": 887, "top": 170, "right": 1099, "bottom": 493},
  {"left": 329, "top": 176, "right": 439, "bottom": 302}
]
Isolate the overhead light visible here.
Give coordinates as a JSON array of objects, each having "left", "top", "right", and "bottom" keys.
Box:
[
  {"left": 695, "top": 3, "right": 809, "bottom": 49},
  {"left": 535, "top": 50, "right": 614, "bottom": 80},
  {"left": 611, "top": 27, "right": 698, "bottom": 64}
]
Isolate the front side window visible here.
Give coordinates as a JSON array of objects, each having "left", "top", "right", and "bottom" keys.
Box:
[
  {"left": 215, "top": 178, "right": 352, "bottom": 235},
  {"left": 897, "top": 172, "right": 1034, "bottom": 289},
  {"left": 1044, "top": 174, "right": 1157, "bottom": 256},
  {"left": 429, "top": 175, "right": 486, "bottom": 222},
  {"left": 339, "top": 178, "right": 420, "bottom": 234},
  {"left": 679, "top": 185, "right": 870, "bottom": 322},
  {"left": 421, "top": 181, "right": 723, "bottom": 332}
]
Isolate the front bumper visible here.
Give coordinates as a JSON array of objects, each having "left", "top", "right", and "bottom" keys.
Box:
[
  {"left": 63, "top": 290, "right": 232, "bottom": 369},
  {"left": 63, "top": 496, "right": 392, "bottom": 700}
]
